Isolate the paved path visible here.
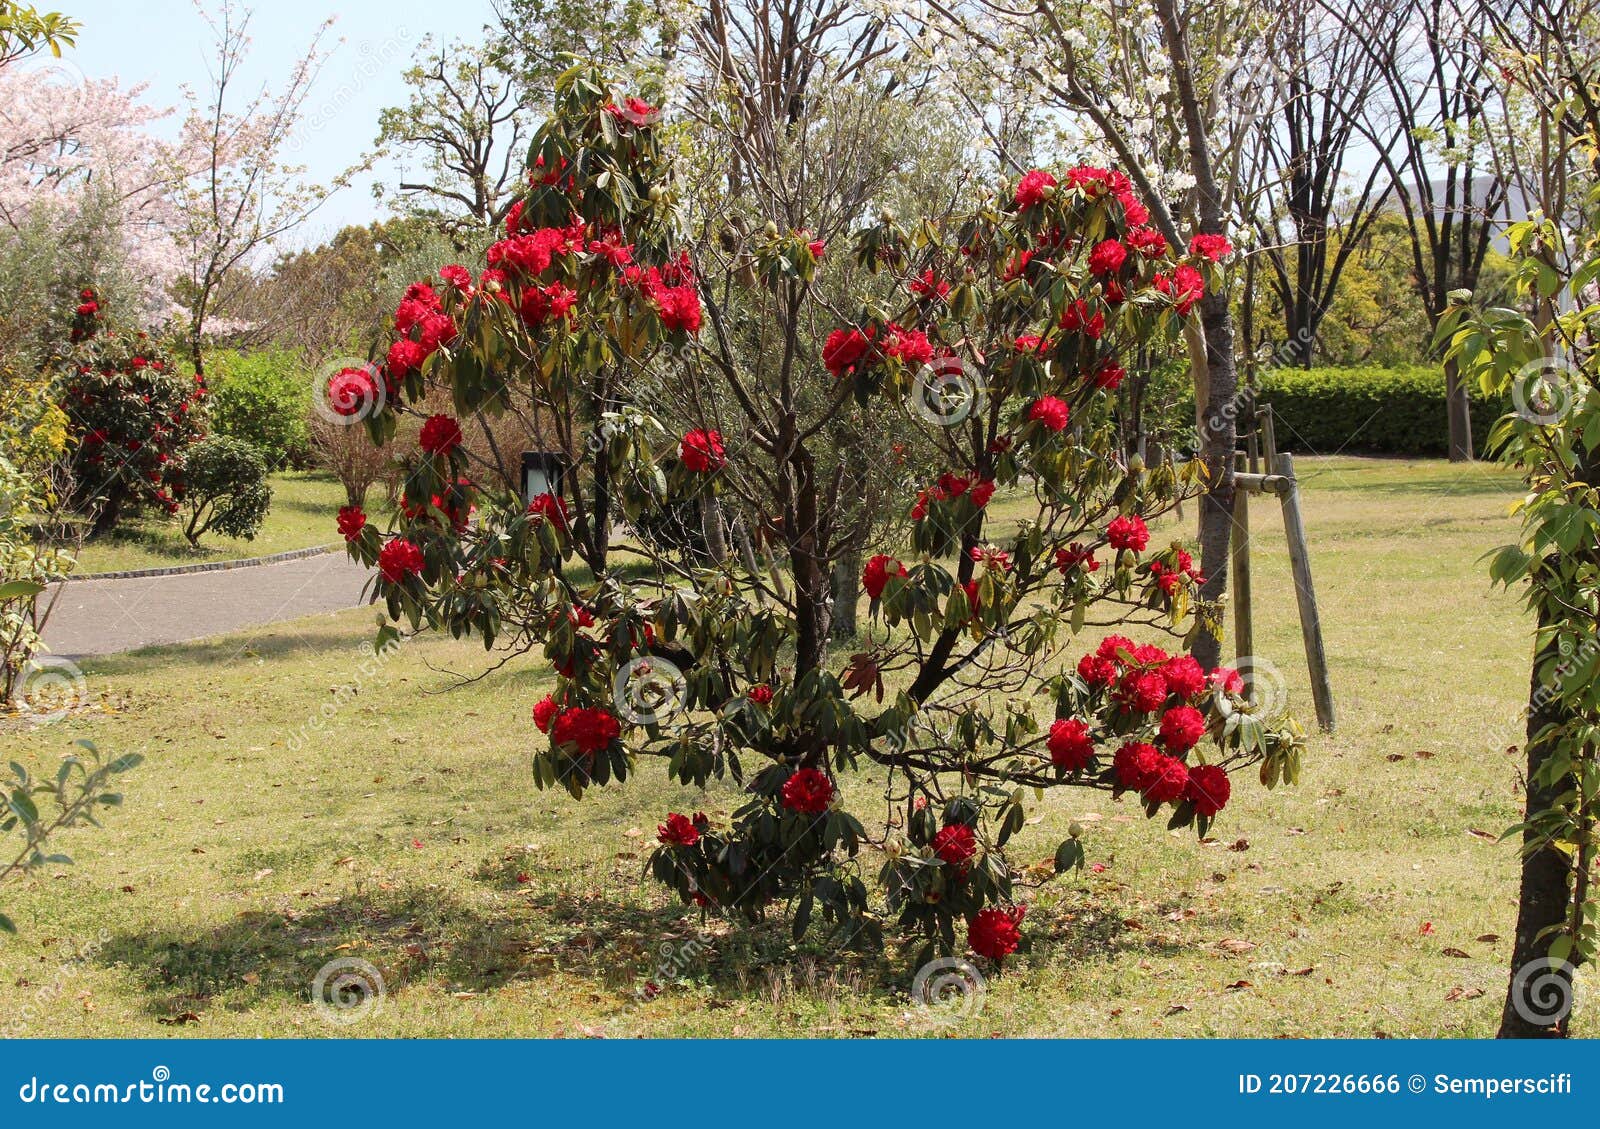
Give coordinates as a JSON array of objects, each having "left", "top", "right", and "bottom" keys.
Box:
[{"left": 43, "top": 550, "right": 373, "bottom": 659}]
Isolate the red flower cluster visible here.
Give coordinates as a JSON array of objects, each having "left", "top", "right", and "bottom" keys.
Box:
[
  {"left": 823, "top": 325, "right": 878, "bottom": 377},
  {"left": 884, "top": 324, "right": 934, "bottom": 367},
  {"left": 1155, "top": 264, "right": 1206, "bottom": 315},
  {"left": 532, "top": 695, "right": 560, "bottom": 732},
  {"left": 378, "top": 538, "right": 424, "bottom": 583},
  {"left": 932, "top": 823, "right": 977, "bottom": 871},
  {"left": 911, "top": 472, "right": 995, "bottom": 520},
  {"left": 1063, "top": 165, "right": 1149, "bottom": 225},
  {"left": 336, "top": 505, "right": 366, "bottom": 543},
  {"left": 1059, "top": 299, "right": 1104, "bottom": 339},
  {"left": 657, "top": 812, "right": 701, "bottom": 847},
  {"left": 910, "top": 269, "right": 950, "bottom": 301},
  {"left": 1127, "top": 227, "right": 1168, "bottom": 257},
  {"left": 1046, "top": 718, "right": 1095, "bottom": 770},
  {"left": 1159, "top": 705, "right": 1207, "bottom": 753},
  {"left": 526, "top": 491, "right": 570, "bottom": 530},
  {"left": 551, "top": 706, "right": 622, "bottom": 758},
  {"left": 1087, "top": 238, "right": 1127, "bottom": 277},
  {"left": 1093, "top": 359, "right": 1126, "bottom": 390},
  {"left": 1028, "top": 395, "right": 1070, "bottom": 431},
  {"left": 968, "top": 905, "right": 1025, "bottom": 961},
  {"left": 862, "top": 554, "right": 908, "bottom": 599},
  {"left": 328, "top": 365, "right": 381, "bottom": 417},
  {"left": 388, "top": 281, "right": 457, "bottom": 379},
  {"left": 747, "top": 684, "right": 774, "bottom": 706},
  {"left": 1054, "top": 543, "right": 1100, "bottom": 574},
  {"left": 1188, "top": 234, "right": 1233, "bottom": 262},
  {"left": 680, "top": 428, "right": 725, "bottom": 473},
  {"left": 780, "top": 767, "right": 834, "bottom": 813},
  {"left": 418, "top": 414, "right": 464, "bottom": 456},
  {"left": 1014, "top": 169, "right": 1057, "bottom": 208},
  {"left": 1106, "top": 514, "right": 1149, "bottom": 552}
]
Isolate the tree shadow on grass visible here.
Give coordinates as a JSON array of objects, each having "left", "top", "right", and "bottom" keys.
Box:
[
  {"left": 83, "top": 620, "right": 375, "bottom": 677},
  {"left": 98, "top": 872, "right": 1157, "bottom": 1026}
]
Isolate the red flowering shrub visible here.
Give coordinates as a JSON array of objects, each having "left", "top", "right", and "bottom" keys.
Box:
[
  {"left": 56, "top": 293, "right": 205, "bottom": 535},
  {"left": 339, "top": 70, "right": 1303, "bottom": 966}
]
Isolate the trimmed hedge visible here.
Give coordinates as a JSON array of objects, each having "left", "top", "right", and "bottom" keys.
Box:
[{"left": 1181, "top": 366, "right": 1512, "bottom": 458}]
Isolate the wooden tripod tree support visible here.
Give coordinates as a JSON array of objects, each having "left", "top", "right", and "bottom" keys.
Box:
[{"left": 1230, "top": 407, "right": 1336, "bottom": 732}]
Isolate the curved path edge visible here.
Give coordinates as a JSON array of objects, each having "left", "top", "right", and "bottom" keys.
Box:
[{"left": 69, "top": 542, "right": 343, "bottom": 581}]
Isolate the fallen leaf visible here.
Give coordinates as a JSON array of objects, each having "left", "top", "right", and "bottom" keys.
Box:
[
  {"left": 1225, "top": 979, "right": 1252, "bottom": 991},
  {"left": 157, "top": 1011, "right": 201, "bottom": 1025},
  {"left": 1441, "top": 947, "right": 1471, "bottom": 959},
  {"left": 1227, "top": 838, "right": 1250, "bottom": 852},
  {"left": 253, "top": 868, "right": 273, "bottom": 881},
  {"left": 1286, "top": 966, "right": 1315, "bottom": 977},
  {"left": 1217, "top": 938, "right": 1257, "bottom": 954},
  {"left": 1444, "top": 986, "right": 1485, "bottom": 1001},
  {"left": 1420, "top": 921, "right": 1435, "bottom": 936},
  {"left": 1164, "top": 1003, "right": 1190, "bottom": 1016},
  {"left": 1467, "top": 829, "right": 1498, "bottom": 842},
  {"left": 1385, "top": 754, "right": 1405, "bottom": 763},
  {"left": 241, "top": 973, "right": 259, "bottom": 985},
  {"left": 1476, "top": 933, "right": 1501, "bottom": 943},
  {"left": 1414, "top": 750, "right": 1435, "bottom": 759}
]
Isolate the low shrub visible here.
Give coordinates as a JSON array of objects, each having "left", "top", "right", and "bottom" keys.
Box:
[{"left": 205, "top": 348, "right": 312, "bottom": 470}]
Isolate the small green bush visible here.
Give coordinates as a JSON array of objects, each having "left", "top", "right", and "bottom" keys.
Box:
[
  {"left": 179, "top": 436, "right": 272, "bottom": 546},
  {"left": 205, "top": 349, "right": 311, "bottom": 470}
]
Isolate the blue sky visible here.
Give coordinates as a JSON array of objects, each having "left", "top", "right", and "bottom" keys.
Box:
[{"left": 61, "top": 0, "right": 499, "bottom": 246}]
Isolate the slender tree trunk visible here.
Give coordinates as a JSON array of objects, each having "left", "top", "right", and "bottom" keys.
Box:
[
  {"left": 830, "top": 548, "right": 860, "bottom": 640},
  {"left": 702, "top": 495, "right": 730, "bottom": 562},
  {"left": 1192, "top": 288, "right": 1238, "bottom": 671},
  {"left": 1445, "top": 356, "right": 1474, "bottom": 462},
  {"left": 1500, "top": 603, "right": 1576, "bottom": 1037}
]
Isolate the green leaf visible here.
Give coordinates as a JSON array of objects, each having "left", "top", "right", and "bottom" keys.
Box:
[{"left": 0, "top": 580, "right": 45, "bottom": 601}]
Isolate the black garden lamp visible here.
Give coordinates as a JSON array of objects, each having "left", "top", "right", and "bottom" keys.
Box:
[{"left": 521, "top": 451, "right": 568, "bottom": 507}]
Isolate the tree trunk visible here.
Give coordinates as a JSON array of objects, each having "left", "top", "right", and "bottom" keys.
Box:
[
  {"left": 830, "top": 549, "right": 860, "bottom": 640},
  {"left": 1499, "top": 599, "right": 1576, "bottom": 1037},
  {"left": 1445, "top": 356, "right": 1474, "bottom": 462},
  {"left": 88, "top": 488, "right": 125, "bottom": 539},
  {"left": 1192, "top": 288, "right": 1238, "bottom": 672},
  {"left": 702, "top": 495, "right": 730, "bottom": 563}
]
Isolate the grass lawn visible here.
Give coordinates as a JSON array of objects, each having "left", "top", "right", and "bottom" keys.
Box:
[
  {"left": 0, "top": 455, "right": 1559, "bottom": 1037},
  {"left": 69, "top": 472, "right": 347, "bottom": 575}
]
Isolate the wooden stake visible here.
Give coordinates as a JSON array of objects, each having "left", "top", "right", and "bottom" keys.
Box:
[
  {"left": 1231, "top": 455, "right": 1253, "bottom": 684},
  {"left": 1276, "top": 453, "right": 1335, "bottom": 732}
]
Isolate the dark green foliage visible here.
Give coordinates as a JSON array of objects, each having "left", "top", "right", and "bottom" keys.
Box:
[{"left": 179, "top": 436, "right": 272, "bottom": 546}]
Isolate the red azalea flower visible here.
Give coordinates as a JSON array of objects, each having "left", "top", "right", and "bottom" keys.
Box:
[
  {"left": 418, "top": 414, "right": 464, "bottom": 456},
  {"left": 1014, "top": 169, "right": 1057, "bottom": 208},
  {"left": 438, "top": 264, "right": 472, "bottom": 291},
  {"left": 747, "top": 684, "right": 774, "bottom": 706},
  {"left": 526, "top": 491, "right": 570, "bottom": 530},
  {"left": 1161, "top": 655, "right": 1208, "bottom": 698},
  {"left": 1013, "top": 334, "right": 1047, "bottom": 354},
  {"left": 652, "top": 282, "right": 702, "bottom": 334},
  {"left": 1107, "top": 514, "right": 1149, "bottom": 551},
  {"left": 1114, "top": 741, "right": 1164, "bottom": 791},
  {"left": 968, "top": 905, "right": 1025, "bottom": 961},
  {"left": 885, "top": 325, "right": 934, "bottom": 367},
  {"left": 823, "top": 326, "right": 876, "bottom": 377},
  {"left": 1118, "top": 668, "right": 1169, "bottom": 713},
  {"left": 1059, "top": 299, "right": 1104, "bottom": 338},
  {"left": 1046, "top": 718, "right": 1095, "bottom": 770},
  {"left": 969, "top": 479, "right": 996, "bottom": 507},
  {"left": 551, "top": 706, "right": 621, "bottom": 757},
  {"left": 1155, "top": 264, "right": 1206, "bottom": 315},
  {"left": 336, "top": 505, "right": 366, "bottom": 542},
  {"left": 328, "top": 366, "right": 380, "bottom": 416},
  {"left": 1143, "top": 754, "right": 1190, "bottom": 804},
  {"left": 680, "top": 428, "right": 726, "bottom": 473},
  {"left": 378, "top": 538, "right": 424, "bottom": 583},
  {"left": 1159, "top": 705, "right": 1207, "bottom": 753},
  {"left": 862, "top": 554, "right": 908, "bottom": 599},
  {"left": 1078, "top": 652, "right": 1118, "bottom": 686},
  {"left": 532, "top": 695, "right": 559, "bottom": 732},
  {"left": 1088, "top": 238, "right": 1127, "bottom": 276},
  {"left": 910, "top": 269, "right": 950, "bottom": 301},
  {"left": 932, "top": 823, "right": 977, "bottom": 870},
  {"left": 1186, "top": 764, "right": 1231, "bottom": 816},
  {"left": 386, "top": 337, "right": 429, "bottom": 379},
  {"left": 657, "top": 812, "right": 700, "bottom": 847},
  {"left": 1126, "top": 226, "right": 1169, "bottom": 257},
  {"left": 780, "top": 767, "right": 834, "bottom": 813},
  {"left": 1029, "top": 395, "right": 1070, "bottom": 431},
  {"left": 1188, "top": 233, "right": 1233, "bottom": 262},
  {"left": 1055, "top": 543, "right": 1100, "bottom": 573},
  {"left": 1210, "top": 666, "right": 1246, "bottom": 694},
  {"left": 1093, "top": 359, "right": 1126, "bottom": 390}
]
